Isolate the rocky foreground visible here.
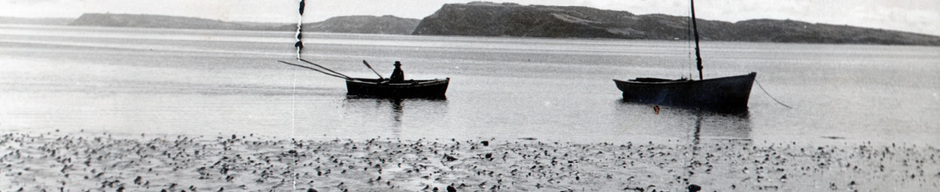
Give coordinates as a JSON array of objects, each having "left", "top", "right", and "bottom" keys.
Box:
[{"left": 1, "top": 132, "right": 938, "bottom": 191}]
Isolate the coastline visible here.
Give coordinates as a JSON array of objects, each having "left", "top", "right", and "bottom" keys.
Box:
[{"left": 1, "top": 131, "right": 937, "bottom": 191}]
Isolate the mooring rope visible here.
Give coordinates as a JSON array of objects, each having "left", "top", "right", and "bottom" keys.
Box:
[{"left": 755, "top": 79, "right": 793, "bottom": 109}]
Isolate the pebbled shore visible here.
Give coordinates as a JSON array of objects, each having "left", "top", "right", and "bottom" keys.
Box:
[{"left": 1, "top": 132, "right": 938, "bottom": 191}]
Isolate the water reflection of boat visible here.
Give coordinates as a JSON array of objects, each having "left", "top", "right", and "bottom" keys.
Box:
[
  {"left": 690, "top": 111, "right": 752, "bottom": 142},
  {"left": 685, "top": 109, "right": 752, "bottom": 189},
  {"left": 342, "top": 98, "right": 448, "bottom": 138},
  {"left": 613, "top": 0, "right": 755, "bottom": 113},
  {"left": 612, "top": 103, "right": 751, "bottom": 142}
]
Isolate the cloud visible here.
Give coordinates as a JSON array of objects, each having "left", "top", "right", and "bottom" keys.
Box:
[{"left": 4, "top": 0, "right": 71, "bottom": 4}]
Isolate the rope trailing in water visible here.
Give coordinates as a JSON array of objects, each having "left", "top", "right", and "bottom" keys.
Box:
[{"left": 755, "top": 79, "right": 793, "bottom": 109}]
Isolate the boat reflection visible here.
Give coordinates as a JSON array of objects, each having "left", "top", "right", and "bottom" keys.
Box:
[
  {"left": 691, "top": 109, "right": 751, "bottom": 143},
  {"left": 682, "top": 106, "right": 753, "bottom": 188},
  {"left": 614, "top": 100, "right": 752, "bottom": 143},
  {"left": 342, "top": 97, "right": 448, "bottom": 138}
]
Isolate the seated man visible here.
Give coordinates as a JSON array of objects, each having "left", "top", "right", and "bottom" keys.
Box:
[{"left": 389, "top": 61, "right": 405, "bottom": 83}]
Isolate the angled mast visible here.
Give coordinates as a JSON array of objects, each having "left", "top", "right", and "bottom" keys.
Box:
[{"left": 690, "top": 0, "right": 703, "bottom": 80}]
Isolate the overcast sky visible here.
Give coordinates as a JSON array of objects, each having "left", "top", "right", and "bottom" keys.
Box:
[{"left": 2, "top": 0, "right": 938, "bottom": 36}]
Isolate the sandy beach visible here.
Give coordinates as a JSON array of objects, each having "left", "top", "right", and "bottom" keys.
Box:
[{"left": 1, "top": 131, "right": 938, "bottom": 191}]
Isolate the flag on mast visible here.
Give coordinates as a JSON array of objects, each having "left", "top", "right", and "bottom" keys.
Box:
[{"left": 294, "top": 0, "right": 305, "bottom": 59}]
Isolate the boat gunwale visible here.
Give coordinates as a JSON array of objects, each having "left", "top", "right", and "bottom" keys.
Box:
[
  {"left": 613, "top": 72, "right": 756, "bottom": 85},
  {"left": 346, "top": 77, "right": 450, "bottom": 87}
]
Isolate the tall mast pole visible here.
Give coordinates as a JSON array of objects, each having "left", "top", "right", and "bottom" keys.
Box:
[{"left": 690, "top": 0, "right": 703, "bottom": 80}]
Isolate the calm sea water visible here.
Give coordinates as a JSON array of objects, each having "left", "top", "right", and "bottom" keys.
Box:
[{"left": 1, "top": 24, "right": 938, "bottom": 145}]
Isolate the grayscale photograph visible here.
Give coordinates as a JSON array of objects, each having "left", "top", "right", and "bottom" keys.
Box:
[{"left": 1, "top": 0, "right": 938, "bottom": 191}]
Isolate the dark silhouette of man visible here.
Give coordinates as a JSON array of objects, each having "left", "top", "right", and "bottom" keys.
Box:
[{"left": 390, "top": 61, "right": 404, "bottom": 83}]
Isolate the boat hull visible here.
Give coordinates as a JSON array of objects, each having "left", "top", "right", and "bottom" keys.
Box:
[
  {"left": 613, "top": 72, "right": 756, "bottom": 112},
  {"left": 346, "top": 78, "right": 449, "bottom": 99}
]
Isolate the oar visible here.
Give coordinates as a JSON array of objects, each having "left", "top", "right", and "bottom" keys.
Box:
[
  {"left": 298, "top": 58, "right": 351, "bottom": 79},
  {"left": 277, "top": 60, "right": 349, "bottom": 79},
  {"left": 361, "top": 60, "right": 384, "bottom": 79}
]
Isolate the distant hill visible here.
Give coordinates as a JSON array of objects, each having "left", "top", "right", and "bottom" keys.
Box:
[
  {"left": 414, "top": 2, "right": 940, "bottom": 46},
  {"left": 0, "top": 16, "right": 73, "bottom": 25},
  {"left": 69, "top": 13, "right": 282, "bottom": 30},
  {"left": 284, "top": 15, "right": 421, "bottom": 35},
  {"left": 68, "top": 13, "right": 420, "bottom": 35}
]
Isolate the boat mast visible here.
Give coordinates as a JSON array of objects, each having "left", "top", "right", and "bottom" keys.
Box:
[{"left": 690, "top": 0, "right": 703, "bottom": 80}]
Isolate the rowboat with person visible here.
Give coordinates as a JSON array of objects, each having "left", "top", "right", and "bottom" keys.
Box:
[
  {"left": 277, "top": 59, "right": 449, "bottom": 99},
  {"left": 278, "top": 0, "right": 448, "bottom": 99}
]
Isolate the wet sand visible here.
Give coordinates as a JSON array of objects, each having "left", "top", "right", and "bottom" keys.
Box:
[{"left": 1, "top": 131, "right": 938, "bottom": 191}]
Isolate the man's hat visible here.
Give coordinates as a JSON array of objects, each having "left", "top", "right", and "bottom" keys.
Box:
[{"left": 394, "top": 61, "right": 401, "bottom": 66}]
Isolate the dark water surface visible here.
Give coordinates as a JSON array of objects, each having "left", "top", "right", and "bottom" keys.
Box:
[{"left": 1, "top": 24, "right": 938, "bottom": 145}]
